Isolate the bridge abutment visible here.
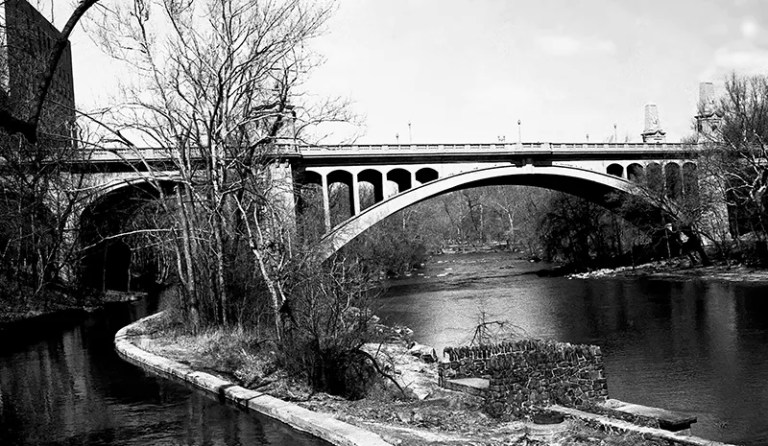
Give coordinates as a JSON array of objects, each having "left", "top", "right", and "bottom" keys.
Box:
[{"left": 266, "top": 161, "right": 298, "bottom": 233}]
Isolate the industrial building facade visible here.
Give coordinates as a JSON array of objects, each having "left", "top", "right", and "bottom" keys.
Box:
[{"left": 0, "top": 0, "right": 76, "bottom": 143}]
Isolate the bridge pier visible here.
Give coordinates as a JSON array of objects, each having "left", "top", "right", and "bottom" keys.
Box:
[
  {"left": 351, "top": 175, "right": 361, "bottom": 215},
  {"left": 321, "top": 174, "right": 331, "bottom": 232},
  {"left": 266, "top": 161, "right": 298, "bottom": 233}
]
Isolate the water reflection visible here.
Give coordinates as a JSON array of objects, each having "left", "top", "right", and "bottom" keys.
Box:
[
  {"left": 0, "top": 299, "right": 327, "bottom": 446},
  {"left": 379, "top": 252, "right": 768, "bottom": 444}
]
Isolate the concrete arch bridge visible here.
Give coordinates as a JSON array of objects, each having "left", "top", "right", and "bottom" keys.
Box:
[
  {"left": 58, "top": 141, "right": 704, "bottom": 288},
  {"left": 294, "top": 142, "right": 702, "bottom": 261}
]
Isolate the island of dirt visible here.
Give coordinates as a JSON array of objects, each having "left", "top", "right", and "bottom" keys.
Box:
[{"left": 125, "top": 313, "right": 679, "bottom": 446}]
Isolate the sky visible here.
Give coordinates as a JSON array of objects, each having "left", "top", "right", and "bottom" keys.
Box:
[{"left": 41, "top": 0, "right": 768, "bottom": 144}]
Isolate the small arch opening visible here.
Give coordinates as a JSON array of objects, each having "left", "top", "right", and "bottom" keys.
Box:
[
  {"left": 327, "top": 170, "right": 354, "bottom": 226},
  {"left": 607, "top": 163, "right": 624, "bottom": 178},
  {"left": 627, "top": 163, "right": 644, "bottom": 183},
  {"left": 683, "top": 162, "right": 699, "bottom": 201},
  {"left": 646, "top": 162, "right": 663, "bottom": 196},
  {"left": 415, "top": 168, "right": 439, "bottom": 184},
  {"left": 387, "top": 168, "right": 412, "bottom": 195},
  {"left": 665, "top": 162, "right": 682, "bottom": 200},
  {"left": 358, "top": 169, "right": 384, "bottom": 210}
]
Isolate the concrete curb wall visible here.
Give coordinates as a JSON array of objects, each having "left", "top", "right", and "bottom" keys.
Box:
[{"left": 114, "top": 313, "right": 392, "bottom": 446}]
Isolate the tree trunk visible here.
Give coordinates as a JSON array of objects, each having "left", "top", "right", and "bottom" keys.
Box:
[
  {"left": 210, "top": 142, "right": 228, "bottom": 325},
  {"left": 176, "top": 185, "right": 199, "bottom": 332},
  {"left": 236, "top": 199, "right": 284, "bottom": 340}
]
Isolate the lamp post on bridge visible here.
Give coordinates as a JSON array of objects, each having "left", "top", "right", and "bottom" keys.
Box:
[
  {"left": 517, "top": 119, "right": 522, "bottom": 145},
  {"left": 408, "top": 122, "right": 412, "bottom": 143}
]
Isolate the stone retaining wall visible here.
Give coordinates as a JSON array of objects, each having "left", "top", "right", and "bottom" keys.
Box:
[{"left": 439, "top": 339, "right": 608, "bottom": 418}]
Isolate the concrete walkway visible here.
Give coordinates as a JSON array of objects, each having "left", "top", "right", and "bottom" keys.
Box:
[{"left": 114, "top": 313, "right": 392, "bottom": 446}]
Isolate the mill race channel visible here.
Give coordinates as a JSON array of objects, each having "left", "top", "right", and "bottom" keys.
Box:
[{"left": 0, "top": 295, "right": 329, "bottom": 446}]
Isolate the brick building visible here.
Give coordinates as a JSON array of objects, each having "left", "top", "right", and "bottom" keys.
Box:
[{"left": 0, "top": 0, "right": 76, "bottom": 143}]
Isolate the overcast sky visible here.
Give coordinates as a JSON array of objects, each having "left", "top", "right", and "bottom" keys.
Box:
[{"left": 49, "top": 0, "right": 768, "bottom": 144}]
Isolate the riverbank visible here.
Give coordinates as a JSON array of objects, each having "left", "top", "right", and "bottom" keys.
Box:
[
  {"left": 569, "top": 258, "right": 768, "bottom": 282},
  {"left": 115, "top": 312, "right": 738, "bottom": 446},
  {"left": 0, "top": 289, "right": 145, "bottom": 331}
]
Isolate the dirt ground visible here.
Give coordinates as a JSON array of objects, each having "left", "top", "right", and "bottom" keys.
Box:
[{"left": 569, "top": 258, "right": 768, "bottom": 283}]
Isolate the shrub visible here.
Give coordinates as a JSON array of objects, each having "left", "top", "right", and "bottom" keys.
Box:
[{"left": 279, "top": 258, "right": 384, "bottom": 399}]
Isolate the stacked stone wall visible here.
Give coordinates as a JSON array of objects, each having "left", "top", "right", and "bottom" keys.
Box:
[{"left": 439, "top": 339, "right": 608, "bottom": 419}]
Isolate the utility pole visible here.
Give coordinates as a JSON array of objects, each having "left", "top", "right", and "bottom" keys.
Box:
[
  {"left": 517, "top": 119, "right": 521, "bottom": 145},
  {"left": 408, "top": 122, "right": 412, "bottom": 143}
]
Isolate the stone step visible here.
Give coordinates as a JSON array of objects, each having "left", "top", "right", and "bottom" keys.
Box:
[{"left": 599, "top": 398, "right": 697, "bottom": 432}]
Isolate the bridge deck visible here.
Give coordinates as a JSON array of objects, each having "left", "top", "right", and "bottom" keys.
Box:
[{"left": 69, "top": 142, "right": 697, "bottom": 168}]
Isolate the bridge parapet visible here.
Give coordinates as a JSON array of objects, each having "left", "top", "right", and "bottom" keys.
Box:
[
  {"left": 67, "top": 142, "right": 696, "bottom": 164},
  {"left": 72, "top": 144, "right": 302, "bottom": 164},
  {"left": 299, "top": 142, "right": 696, "bottom": 156}
]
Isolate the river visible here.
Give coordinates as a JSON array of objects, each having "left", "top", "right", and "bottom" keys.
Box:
[
  {"left": 2, "top": 253, "right": 766, "bottom": 445},
  {"left": 0, "top": 296, "right": 328, "bottom": 446},
  {"left": 378, "top": 251, "right": 768, "bottom": 445}
]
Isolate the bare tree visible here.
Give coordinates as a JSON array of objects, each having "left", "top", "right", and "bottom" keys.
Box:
[
  {"left": 701, "top": 75, "right": 768, "bottom": 238},
  {"left": 88, "top": 0, "right": 345, "bottom": 330}
]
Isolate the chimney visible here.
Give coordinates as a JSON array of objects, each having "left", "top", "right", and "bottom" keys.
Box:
[{"left": 641, "top": 103, "right": 666, "bottom": 143}]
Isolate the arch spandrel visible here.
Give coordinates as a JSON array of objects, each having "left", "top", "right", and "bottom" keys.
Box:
[{"left": 316, "top": 164, "right": 646, "bottom": 261}]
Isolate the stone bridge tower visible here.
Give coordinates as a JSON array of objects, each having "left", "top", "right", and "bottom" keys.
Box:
[
  {"left": 641, "top": 104, "right": 666, "bottom": 143},
  {"left": 695, "top": 82, "right": 722, "bottom": 140}
]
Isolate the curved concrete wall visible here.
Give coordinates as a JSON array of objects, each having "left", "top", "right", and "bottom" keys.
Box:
[{"left": 114, "top": 313, "right": 391, "bottom": 446}]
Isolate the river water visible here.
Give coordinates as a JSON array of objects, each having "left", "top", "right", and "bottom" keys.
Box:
[
  {"left": 2, "top": 253, "right": 766, "bottom": 445},
  {"left": 378, "top": 252, "right": 768, "bottom": 445},
  {"left": 0, "top": 297, "right": 328, "bottom": 446}
]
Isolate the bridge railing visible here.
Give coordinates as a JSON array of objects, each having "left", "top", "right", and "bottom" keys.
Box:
[
  {"left": 72, "top": 144, "right": 302, "bottom": 163},
  {"left": 299, "top": 142, "right": 694, "bottom": 152},
  {"left": 65, "top": 142, "right": 696, "bottom": 163}
]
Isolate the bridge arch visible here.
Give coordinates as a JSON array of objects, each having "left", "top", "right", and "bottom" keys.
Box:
[
  {"left": 79, "top": 178, "right": 181, "bottom": 292},
  {"left": 316, "top": 164, "right": 651, "bottom": 261}
]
